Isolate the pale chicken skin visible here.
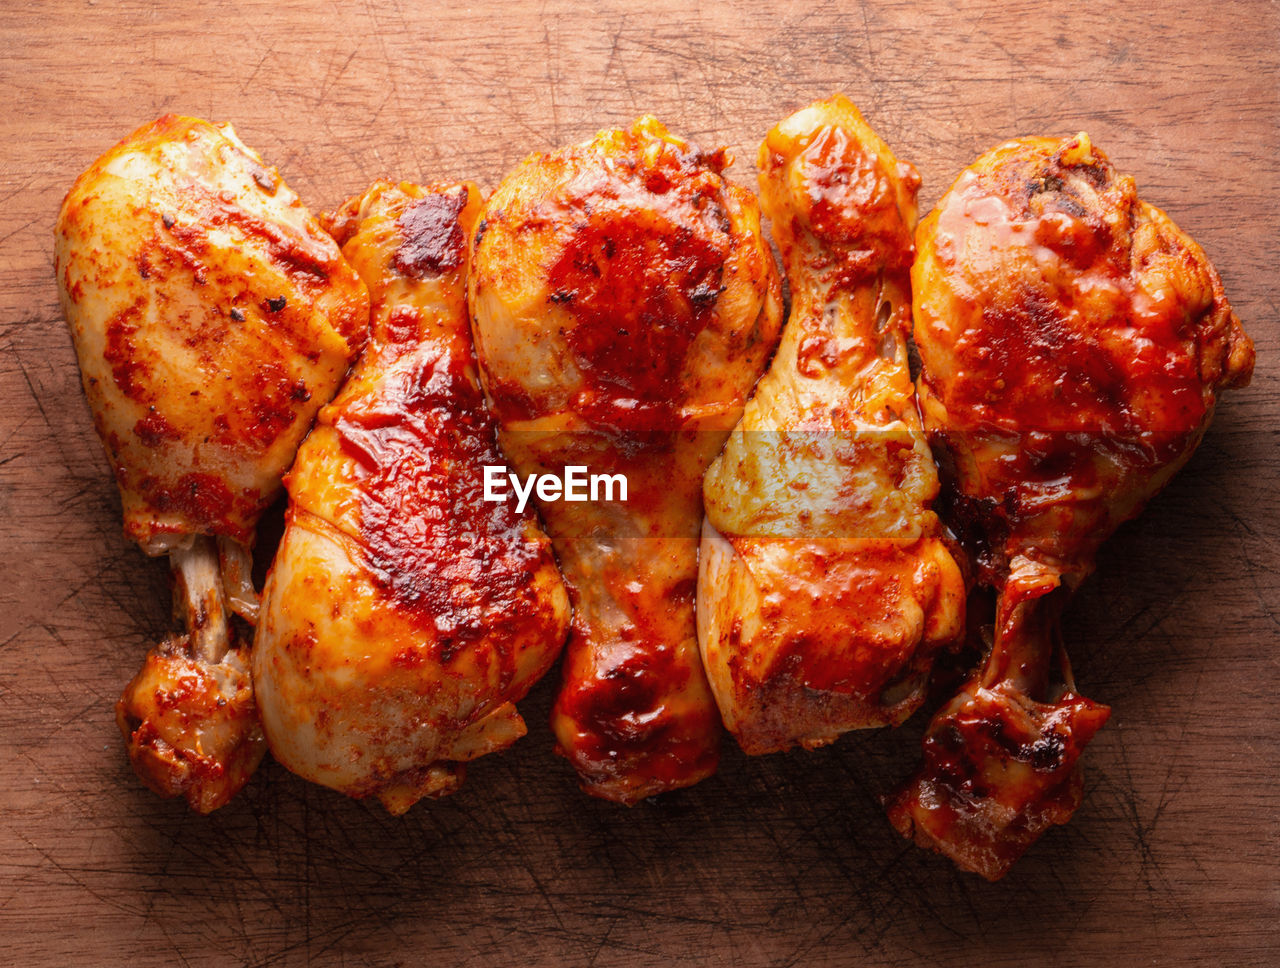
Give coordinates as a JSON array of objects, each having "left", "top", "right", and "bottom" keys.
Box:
[
  {"left": 699, "top": 96, "right": 965, "bottom": 754},
  {"left": 253, "top": 181, "right": 570, "bottom": 814},
  {"left": 470, "top": 118, "right": 783, "bottom": 803},
  {"left": 55, "top": 115, "right": 369, "bottom": 811},
  {"left": 888, "top": 134, "right": 1255, "bottom": 879}
]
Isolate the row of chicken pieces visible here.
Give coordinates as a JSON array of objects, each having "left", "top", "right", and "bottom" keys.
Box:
[{"left": 54, "top": 96, "right": 1253, "bottom": 880}]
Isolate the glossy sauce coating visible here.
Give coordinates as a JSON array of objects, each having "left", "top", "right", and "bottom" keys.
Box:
[
  {"left": 698, "top": 95, "right": 965, "bottom": 754},
  {"left": 253, "top": 181, "right": 570, "bottom": 813},
  {"left": 890, "top": 134, "right": 1254, "bottom": 879},
  {"left": 55, "top": 114, "right": 369, "bottom": 553},
  {"left": 916, "top": 135, "right": 1252, "bottom": 575},
  {"left": 331, "top": 334, "right": 544, "bottom": 651},
  {"left": 470, "top": 117, "right": 782, "bottom": 803},
  {"left": 546, "top": 150, "right": 733, "bottom": 428}
]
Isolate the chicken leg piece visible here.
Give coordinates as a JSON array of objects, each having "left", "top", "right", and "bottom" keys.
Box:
[
  {"left": 115, "top": 536, "right": 263, "bottom": 813},
  {"left": 699, "top": 96, "right": 965, "bottom": 753},
  {"left": 888, "top": 134, "right": 1254, "bottom": 878},
  {"left": 470, "top": 118, "right": 783, "bottom": 803},
  {"left": 55, "top": 115, "right": 369, "bottom": 810},
  {"left": 253, "top": 181, "right": 570, "bottom": 814}
]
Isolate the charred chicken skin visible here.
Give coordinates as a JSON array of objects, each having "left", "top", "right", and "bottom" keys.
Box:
[
  {"left": 888, "top": 133, "right": 1254, "bottom": 879},
  {"left": 55, "top": 115, "right": 369, "bottom": 811},
  {"left": 699, "top": 96, "right": 965, "bottom": 754},
  {"left": 469, "top": 118, "right": 783, "bottom": 803},
  {"left": 253, "top": 181, "right": 570, "bottom": 814}
]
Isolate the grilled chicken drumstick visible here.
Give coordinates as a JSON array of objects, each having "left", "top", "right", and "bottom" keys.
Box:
[
  {"left": 470, "top": 118, "right": 783, "bottom": 803},
  {"left": 699, "top": 96, "right": 965, "bottom": 753},
  {"left": 55, "top": 115, "right": 369, "bottom": 811},
  {"left": 253, "top": 181, "right": 570, "bottom": 814},
  {"left": 888, "top": 133, "right": 1255, "bottom": 879}
]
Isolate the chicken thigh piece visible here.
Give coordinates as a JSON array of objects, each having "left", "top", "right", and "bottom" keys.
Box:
[
  {"left": 888, "top": 134, "right": 1254, "bottom": 879},
  {"left": 699, "top": 96, "right": 965, "bottom": 754},
  {"left": 470, "top": 118, "right": 783, "bottom": 803},
  {"left": 55, "top": 115, "right": 369, "bottom": 811},
  {"left": 253, "top": 181, "right": 570, "bottom": 814}
]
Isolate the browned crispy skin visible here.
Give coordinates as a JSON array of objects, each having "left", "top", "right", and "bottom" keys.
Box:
[
  {"left": 889, "top": 134, "right": 1255, "bottom": 879},
  {"left": 56, "top": 115, "right": 368, "bottom": 811},
  {"left": 699, "top": 96, "right": 965, "bottom": 754},
  {"left": 56, "top": 115, "right": 368, "bottom": 552},
  {"left": 470, "top": 118, "right": 783, "bottom": 803},
  {"left": 253, "top": 181, "right": 570, "bottom": 814}
]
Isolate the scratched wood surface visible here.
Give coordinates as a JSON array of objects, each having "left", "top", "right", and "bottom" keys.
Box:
[{"left": 1, "top": 1, "right": 1277, "bottom": 965}]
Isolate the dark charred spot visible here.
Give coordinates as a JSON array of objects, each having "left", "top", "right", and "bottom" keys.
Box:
[
  {"left": 266, "top": 296, "right": 287, "bottom": 313},
  {"left": 161, "top": 213, "right": 176, "bottom": 230},
  {"left": 229, "top": 307, "right": 246, "bottom": 322},
  {"left": 1070, "top": 159, "right": 1110, "bottom": 189},
  {"left": 689, "top": 280, "right": 725, "bottom": 305},
  {"left": 437, "top": 637, "right": 465, "bottom": 664},
  {"left": 394, "top": 188, "right": 468, "bottom": 278},
  {"left": 1023, "top": 727, "right": 1068, "bottom": 771},
  {"left": 1027, "top": 174, "right": 1065, "bottom": 195}
]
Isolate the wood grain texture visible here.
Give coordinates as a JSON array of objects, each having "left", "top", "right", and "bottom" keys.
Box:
[{"left": 1, "top": 1, "right": 1276, "bottom": 965}]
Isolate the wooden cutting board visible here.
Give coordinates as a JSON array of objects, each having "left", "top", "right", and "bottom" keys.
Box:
[{"left": 2, "top": 2, "right": 1276, "bottom": 965}]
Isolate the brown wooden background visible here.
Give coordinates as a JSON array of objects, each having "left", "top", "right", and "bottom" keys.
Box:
[{"left": 2, "top": 1, "right": 1277, "bottom": 965}]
